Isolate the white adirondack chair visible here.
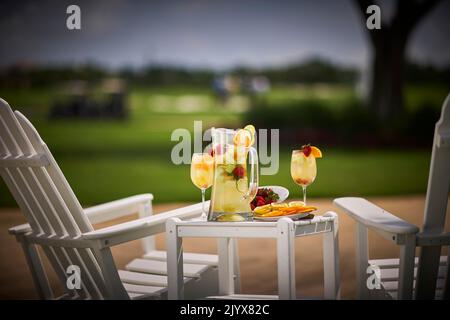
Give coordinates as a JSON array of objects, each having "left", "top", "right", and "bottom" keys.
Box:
[
  {"left": 0, "top": 98, "right": 231, "bottom": 299},
  {"left": 334, "top": 93, "right": 450, "bottom": 300}
]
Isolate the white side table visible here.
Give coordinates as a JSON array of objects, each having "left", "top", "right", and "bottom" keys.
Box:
[{"left": 166, "top": 211, "right": 340, "bottom": 300}]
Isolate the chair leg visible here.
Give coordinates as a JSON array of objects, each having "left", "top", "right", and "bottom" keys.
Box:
[
  {"left": 93, "top": 245, "right": 129, "bottom": 299},
  {"left": 356, "top": 222, "right": 369, "bottom": 299},
  {"left": 398, "top": 235, "right": 416, "bottom": 300},
  {"left": 17, "top": 235, "right": 53, "bottom": 299},
  {"left": 443, "top": 252, "right": 450, "bottom": 300},
  {"left": 166, "top": 218, "right": 184, "bottom": 300}
]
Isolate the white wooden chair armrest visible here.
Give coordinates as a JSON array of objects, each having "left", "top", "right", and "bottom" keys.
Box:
[
  {"left": 8, "top": 194, "right": 154, "bottom": 236},
  {"left": 9, "top": 223, "right": 32, "bottom": 235},
  {"left": 333, "top": 197, "right": 419, "bottom": 235},
  {"left": 82, "top": 202, "right": 207, "bottom": 247},
  {"left": 84, "top": 194, "right": 154, "bottom": 224}
]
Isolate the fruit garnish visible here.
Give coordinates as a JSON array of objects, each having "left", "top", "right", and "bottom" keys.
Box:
[
  {"left": 261, "top": 210, "right": 284, "bottom": 217},
  {"left": 232, "top": 165, "right": 245, "bottom": 179},
  {"left": 244, "top": 124, "right": 256, "bottom": 136},
  {"left": 253, "top": 201, "right": 317, "bottom": 218},
  {"left": 233, "top": 129, "right": 252, "bottom": 147},
  {"left": 310, "top": 146, "right": 322, "bottom": 158},
  {"left": 280, "top": 205, "right": 316, "bottom": 213},
  {"left": 253, "top": 204, "right": 272, "bottom": 215},
  {"left": 301, "top": 144, "right": 312, "bottom": 157},
  {"left": 251, "top": 188, "right": 280, "bottom": 209},
  {"left": 244, "top": 124, "right": 256, "bottom": 145},
  {"left": 295, "top": 178, "right": 312, "bottom": 186},
  {"left": 271, "top": 203, "right": 288, "bottom": 209},
  {"left": 289, "top": 200, "right": 305, "bottom": 207},
  {"left": 301, "top": 144, "right": 322, "bottom": 158},
  {"left": 209, "top": 144, "right": 225, "bottom": 157},
  {"left": 236, "top": 178, "right": 247, "bottom": 193},
  {"left": 193, "top": 154, "right": 214, "bottom": 169}
]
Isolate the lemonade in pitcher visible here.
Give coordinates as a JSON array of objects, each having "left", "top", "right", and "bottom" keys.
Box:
[{"left": 208, "top": 126, "right": 258, "bottom": 222}]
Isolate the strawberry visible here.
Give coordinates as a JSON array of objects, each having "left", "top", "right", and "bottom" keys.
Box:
[
  {"left": 250, "top": 203, "right": 255, "bottom": 210},
  {"left": 255, "top": 196, "right": 265, "bottom": 202},
  {"left": 251, "top": 187, "right": 280, "bottom": 208},
  {"left": 232, "top": 165, "right": 245, "bottom": 179},
  {"left": 302, "top": 144, "right": 312, "bottom": 157},
  {"left": 210, "top": 144, "right": 225, "bottom": 157}
]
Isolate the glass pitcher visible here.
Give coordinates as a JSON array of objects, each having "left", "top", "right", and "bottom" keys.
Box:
[{"left": 208, "top": 127, "right": 259, "bottom": 222}]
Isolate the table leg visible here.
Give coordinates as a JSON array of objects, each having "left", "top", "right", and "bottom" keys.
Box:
[
  {"left": 167, "top": 218, "right": 184, "bottom": 300},
  {"left": 323, "top": 218, "right": 341, "bottom": 299},
  {"left": 232, "top": 239, "right": 241, "bottom": 293},
  {"left": 277, "top": 218, "right": 296, "bottom": 300},
  {"left": 356, "top": 222, "right": 369, "bottom": 299},
  {"left": 217, "top": 238, "right": 235, "bottom": 296}
]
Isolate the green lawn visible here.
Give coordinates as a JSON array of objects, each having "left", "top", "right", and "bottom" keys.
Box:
[
  {"left": 0, "top": 147, "right": 431, "bottom": 207},
  {"left": 0, "top": 84, "right": 436, "bottom": 207}
]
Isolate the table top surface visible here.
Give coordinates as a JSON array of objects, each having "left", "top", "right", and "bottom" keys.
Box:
[{"left": 179, "top": 211, "right": 337, "bottom": 228}]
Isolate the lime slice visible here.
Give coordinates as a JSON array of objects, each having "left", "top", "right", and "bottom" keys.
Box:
[
  {"left": 236, "top": 179, "right": 247, "bottom": 193},
  {"left": 253, "top": 204, "right": 271, "bottom": 215},
  {"left": 244, "top": 124, "right": 256, "bottom": 136},
  {"left": 233, "top": 129, "right": 252, "bottom": 147},
  {"left": 288, "top": 201, "right": 305, "bottom": 207},
  {"left": 271, "top": 203, "right": 288, "bottom": 209}
]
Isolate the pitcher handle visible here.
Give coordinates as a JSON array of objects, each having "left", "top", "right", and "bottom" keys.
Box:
[{"left": 243, "top": 147, "right": 259, "bottom": 201}]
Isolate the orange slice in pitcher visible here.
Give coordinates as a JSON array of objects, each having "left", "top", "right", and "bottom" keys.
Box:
[
  {"left": 244, "top": 124, "right": 256, "bottom": 146},
  {"left": 233, "top": 129, "right": 252, "bottom": 147}
]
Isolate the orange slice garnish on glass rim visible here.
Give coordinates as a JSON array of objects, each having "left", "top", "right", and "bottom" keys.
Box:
[{"left": 310, "top": 146, "right": 322, "bottom": 158}]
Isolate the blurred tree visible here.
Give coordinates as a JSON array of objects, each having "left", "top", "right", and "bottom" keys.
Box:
[{"left": 355, "top": 0, "right": 441, "bottom": 119}]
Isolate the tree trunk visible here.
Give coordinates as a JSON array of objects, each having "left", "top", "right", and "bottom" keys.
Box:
[
  {"left": 369, "top": 32, "right": 406, "bottom": 120},
  {"left": 355, "top": 0, "right": 441, "bottom": 120}
]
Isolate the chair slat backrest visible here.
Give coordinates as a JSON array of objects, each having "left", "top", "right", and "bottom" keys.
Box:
[
  {"left": 416, "top": 93, "right": 450, "bottom": 299},
  {"left": 0, "top": 98, "right": 119, "bottom": 299}
]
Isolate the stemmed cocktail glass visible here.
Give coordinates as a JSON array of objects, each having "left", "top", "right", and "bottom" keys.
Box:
[
  {"left": 290, "top": 145, "right": 321, "bottom": 205},
  {"left": 190, "top": 153, "right": 214, "bottom": 220}
]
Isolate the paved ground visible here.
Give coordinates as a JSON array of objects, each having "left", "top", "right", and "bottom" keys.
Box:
[{"left": 1, "top": 196, "right": 448, "bottom": 299}]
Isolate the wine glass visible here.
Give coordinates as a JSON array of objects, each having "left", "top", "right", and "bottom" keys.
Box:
[
  {"left": 190, "top": 153, "right": 214, "bottom": 220},
  {"left": 290, "top": 150, "right": 317, "bottom": 205}
]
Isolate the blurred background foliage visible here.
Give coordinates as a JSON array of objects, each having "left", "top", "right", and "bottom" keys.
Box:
[
  {"left": 0, "top": 0, "right": 449, "bottom": 207},
  {"left": 0, "top": 57, "right": 447, "bottom": 206}
]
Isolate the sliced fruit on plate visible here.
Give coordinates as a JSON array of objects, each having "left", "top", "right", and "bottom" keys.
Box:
[
  {"left": 261, "top": 210, "right": 284, "bottom": 217},
  {"left": 253, "top": 204, "right": 272, "bottom": 215},
  {"left": 288, "top": 200, "right": 305, "bottom": 207},
  {"left": 256, "top": 203, "right": 317, "bottom": 217},
  {"left": 271, "top": 202, "right": 288, "bottom": 209},
  {"left": 287, "top": 205, "right": 317, "bottom": 212}
]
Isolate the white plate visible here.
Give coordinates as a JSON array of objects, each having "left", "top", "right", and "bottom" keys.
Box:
[
  {"left": 258, "top": 185, "right": 289, "bottom": 202},
  {"left": 254, "top": 211, "right": 314, "bottom": 222}
]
